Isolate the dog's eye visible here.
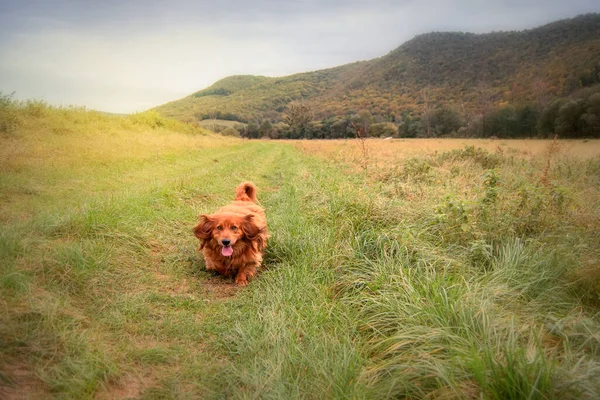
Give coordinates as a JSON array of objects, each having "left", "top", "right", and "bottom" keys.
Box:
[
  {"left": 216, "top": 226, "right": 223, "bottom": 231},
  {"left": 231, "top": 225, "right": 237, "bottom": 231}
]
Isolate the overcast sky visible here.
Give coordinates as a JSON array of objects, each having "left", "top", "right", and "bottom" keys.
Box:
[{"left": 1, "top": 0, "right": 598, "bottom": 113}]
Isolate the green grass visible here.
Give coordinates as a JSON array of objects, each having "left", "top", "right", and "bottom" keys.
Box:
[{"left": 1, "top": 103, "right": 600, "bottom": 398}]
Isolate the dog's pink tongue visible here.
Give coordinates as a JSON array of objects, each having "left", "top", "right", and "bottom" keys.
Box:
[{"left": 222, "top": 246, "right": 233, "bottom": 257}]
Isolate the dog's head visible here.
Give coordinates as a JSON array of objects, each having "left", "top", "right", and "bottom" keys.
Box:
[{"left": 193, "top": 212, "right": 263, "bottom": 256}]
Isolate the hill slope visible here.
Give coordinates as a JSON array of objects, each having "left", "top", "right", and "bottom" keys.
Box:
[{"left": 155, "top": 14, "right": 600, "bottom": 127}]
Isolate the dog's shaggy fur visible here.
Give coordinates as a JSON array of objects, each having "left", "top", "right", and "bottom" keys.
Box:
[{"left": 193, "top": 182, "right": 268, "bottom": 286}]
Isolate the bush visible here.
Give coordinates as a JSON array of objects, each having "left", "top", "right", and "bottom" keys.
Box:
[
  {"left": 370, "top": 122, "right": 398, "bottom": 137},
  {"left": 0, "top": 92, "right": 20, "bottom": 134},
  {"left": 438, "top": 146, "right": 502, "bottom": 169},
  {"left": 221, "top": 127, "right": 240, "bottom": 137},
  {"left": 127, "top": 110, "right": 166, "bottom": 129}
]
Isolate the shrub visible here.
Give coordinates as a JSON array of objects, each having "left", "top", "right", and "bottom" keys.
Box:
[
  {"left": 370, "top": 122, "right": 398, "bottom": 138},
  {"left": 221, "top": 127, "right": 240, "bottom": 137},
  {"left": 438, "top": 145, "right": 502, "bottom": 168},
  {"left": 0, "top": 92, "right": 20, "bottom": 134}
]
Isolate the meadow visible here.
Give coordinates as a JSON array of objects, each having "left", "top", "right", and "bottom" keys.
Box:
[{"left": 1, "top": 101, "right": 600, "bottom": 399}]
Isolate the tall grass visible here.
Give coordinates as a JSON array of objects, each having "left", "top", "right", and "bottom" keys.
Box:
[
  {"left": 289, "top": 141, "right": 600, "bottom": 399},
  {"left": 178, "top": 141, "right": 599, "bottom": 398}
]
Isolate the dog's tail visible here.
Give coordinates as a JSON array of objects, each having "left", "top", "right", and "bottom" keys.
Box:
[{"left": 234, "top": 181, "right": 258, "bottom": 202}]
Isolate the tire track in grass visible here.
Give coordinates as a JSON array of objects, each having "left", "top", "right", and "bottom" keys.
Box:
[{"left": 186, "top": 145, "right": 370, "bottom": 399}]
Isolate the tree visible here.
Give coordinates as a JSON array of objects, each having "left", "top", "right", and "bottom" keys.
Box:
[
  {"left": 430, "top": 106, "right": 463, "bottom": 136},
  {"left": 259, "top": 120, "right": 273, "bottom": 138},
  {"left": 358, "top": 110, "right": 373, "bottom": 136},
  {"left": 515, "top": 105, "right": 539, "bottom": 137},
  {"left": 401, "top": 115, "right": 423, "bottom": 138},
  {"left": 487, "top": 106, "right": 518, "bottom": 138},
  {"left": 330, "top": 118, "right": 350, "bottom": 139},
  {"left": 419, "top": 87, "right": 433, "bottom": 137},
  {"left": 475, "top": 82, "right": 493, "bottom": 137},
  {"left": 532, "top": 78, "right": 549, "bottom": 107},
  {"left": 271, "top": 122, "right": 289, "bottom": 139},
  {"left": 555, "top": 99, "right": 586, "bottom": 137},
  {"left": 283, "top": 101, "right": 313, "bottom": 139},
  {"left": 308, "top": 121, "right": 324, "bottom": 139},
  {"left": 370, "top": 122, "right": 398, "bottom": 137},
  {"left": 347, "top": 110, "right": 373, "bottom": 137},
  {"left": 459, "top": 99, "right": 476, "bottom": 137},
  {"left": 246, "top": 121, "right": 260, "bottom": 139},
  {"left": 580, "top": 93, "right": 600, "bottom": 136},
  {"left": 537, "top": 99, "right": 565, "bottom": 137}
]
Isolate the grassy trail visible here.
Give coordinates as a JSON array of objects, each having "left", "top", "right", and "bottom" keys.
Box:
[
  {"left": 2, "top": 126, "right": 600, "bottom": 399},
  {"left": 1, "top": 138, "right": 305, "bottom": 398}
]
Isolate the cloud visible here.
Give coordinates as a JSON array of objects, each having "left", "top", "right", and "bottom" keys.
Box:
[{"left": 0, "top": 24, "right": 301, "bottom": 111}]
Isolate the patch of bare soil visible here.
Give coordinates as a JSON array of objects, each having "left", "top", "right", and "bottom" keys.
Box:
[
  {"left": 0, "top": 361, "right": 48, "bottom": 400},
  {"left": 152, "top": 269, "right": 195, "bottom": 296},
  {"left": 95, "top": 378, "right": 145, "bottom": 400},
  {"left": 95, "top": 368, "right": 174, "bottom": 400},
  {"left": 200, "top": 275, "right": 240, "bottom": 300}
]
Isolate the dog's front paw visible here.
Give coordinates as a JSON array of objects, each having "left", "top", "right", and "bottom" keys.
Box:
[
  {"left": 235, "top": 272, "right": 248, "bottom": 286},
  {"left": 235, "top": 277, "right": 248, "bottom": 286}
]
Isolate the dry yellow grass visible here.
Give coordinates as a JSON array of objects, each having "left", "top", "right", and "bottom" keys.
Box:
[
  {"left": 2, "top": 119, "right": 232, "bottom": 172},
  {"left": 297, "top": 136, "right": 600, "bottom": 300},
  {"left": 295, "top": 138, "right": 600, "bottom": 171}
]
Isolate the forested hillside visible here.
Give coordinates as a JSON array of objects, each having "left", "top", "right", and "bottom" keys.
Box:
[{"left": 155, "top": 14, "right": 600, "bottom": 139}]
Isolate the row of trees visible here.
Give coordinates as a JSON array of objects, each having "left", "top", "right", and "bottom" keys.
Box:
[{"left": 224, "top": 84, "right": 600, "bottom": 139}]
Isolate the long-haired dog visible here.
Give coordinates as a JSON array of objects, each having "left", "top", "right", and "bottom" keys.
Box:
[{"left": 193, "top": 182, "right": 268, "bottom": 286}]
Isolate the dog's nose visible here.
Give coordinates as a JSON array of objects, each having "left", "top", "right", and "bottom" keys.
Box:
[{"left": 221, "top": 239, "right": 231, "bottom": 246}]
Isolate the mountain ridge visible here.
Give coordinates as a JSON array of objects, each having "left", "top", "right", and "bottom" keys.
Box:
[{"left": 155, "top": 13, "right": 600, "bottom": 136}]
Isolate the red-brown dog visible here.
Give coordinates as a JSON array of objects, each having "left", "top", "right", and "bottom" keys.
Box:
[{"left": 193, "top": 182, "right": 268, "bottom": 286}]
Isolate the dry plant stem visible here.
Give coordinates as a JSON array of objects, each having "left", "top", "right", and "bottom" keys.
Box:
[
  {"left": 539, "top": 134, "right": 560, "bottom": 186},
  {"left": 352, "top": 121, "right": 369, "bottom": 173}
]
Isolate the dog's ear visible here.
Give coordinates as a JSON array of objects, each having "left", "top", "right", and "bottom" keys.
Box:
[
  {"left": 242, "top": 215, "right": 266, "bottom": 250},
  {"left": 193, "top": 214, "right": 213, "bottom": 249},
  {"left": 242, "top": 215, "right": 260, "bottom": 239}
]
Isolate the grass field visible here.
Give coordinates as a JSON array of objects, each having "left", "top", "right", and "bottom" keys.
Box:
[
  {"left": 2, "top": 104, "right": 600, "bottom": 399},
  {"left": 296, "top": 138, "right": 600, "bottom": 168}
]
